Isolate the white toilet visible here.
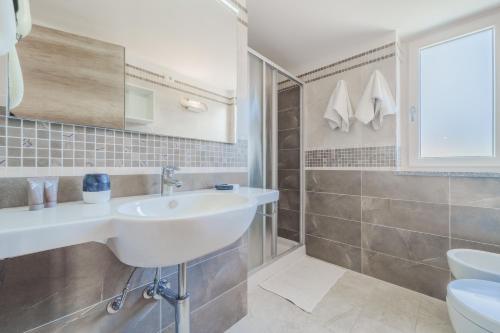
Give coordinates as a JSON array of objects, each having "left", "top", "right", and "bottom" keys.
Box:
[
  {"left": 447, "top": 279, "right": 500, "bottom": 333},
  {"left": 448, "top": 249, "right": 500, "bottom": 282},
  {"left": 447, "top": 250, "right": 500, "bottom": 333}
]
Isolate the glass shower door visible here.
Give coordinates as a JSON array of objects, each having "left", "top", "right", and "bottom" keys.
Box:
[
  {"left": 247, "top": 53, "right": 265, "bottom": 271},
  {"left": 247, "top": 50, "right": 304, "bottom": 273}
]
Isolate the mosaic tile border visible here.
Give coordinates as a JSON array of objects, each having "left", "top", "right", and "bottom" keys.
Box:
[
  {"left": 306, "top": 146, "right": 397, "bottom": 168},
  {"left": 304, "top": 53, "right": 395, "bottom": 84},
  {"left": 237, "top": 17, "right": 248, "bottom": 27},
  {"left": 0, "top": 116, "right": 247, "bottom": 169},
  {"left": 174, "top": 79, "right": 235, "bottom": 101},
  {"left": 278, "top": 82, "right": 301, "bottom": 93},
  {"left": 228, "top": 0, "right": 248, "bottom": 14},
  {"left": 299, "top": 42, "right": 395, "bottom": 79},
  {"left": 227, "top": 0, "right": 249, "bottom": 26},
  {"left": 125, "top": 65, "right": 235, "bottom": 105},
  {"left": 279, "top": 42, "right": 396, "bottom": 89},
  {"left": 125, "top": 64, "right": 165, "bottom": 79}
]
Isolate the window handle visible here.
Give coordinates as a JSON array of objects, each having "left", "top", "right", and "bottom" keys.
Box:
[{"left": 410, "top": 106, "right": 417, "bottom": 122}]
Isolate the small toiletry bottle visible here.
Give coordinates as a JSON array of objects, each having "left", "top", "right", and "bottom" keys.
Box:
[
  {"left": 44, "top": 177, "right": 59, "bottom": 208},
  {"left": 83, "top": 173, "right": 111, "bottom": 204},
  {"left": 27, "top": 178, "right": 45, "bottom": 210}
]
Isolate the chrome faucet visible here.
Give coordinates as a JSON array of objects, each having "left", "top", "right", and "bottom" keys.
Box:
[{"left": 161, "top": 166, "right": 183, "bottom": 196}]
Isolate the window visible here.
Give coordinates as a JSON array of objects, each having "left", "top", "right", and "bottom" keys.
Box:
[
  {"left": 420, "top": 28, "right": 495, "bottom": 158},
  {"left": 407, "top": 19, "right": 499, "bottom": 169}
]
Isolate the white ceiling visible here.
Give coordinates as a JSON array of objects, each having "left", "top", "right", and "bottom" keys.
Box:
[
  {"left": 248, "top": 0, "right": 500, "bottom": 74},
  {"left": 30, "top": 0, "right": 237, "bottom": 93}
]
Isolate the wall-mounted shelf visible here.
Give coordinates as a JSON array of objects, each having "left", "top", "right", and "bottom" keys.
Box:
[{"left": 125, "top": 84, "right": 154, "bottom": 124}]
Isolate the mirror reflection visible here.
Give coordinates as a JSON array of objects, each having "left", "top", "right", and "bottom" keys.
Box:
[{"left": 7, "top": 0, "right": 238, "bottom": 143}]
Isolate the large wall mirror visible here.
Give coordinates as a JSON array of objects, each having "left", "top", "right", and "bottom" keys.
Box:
[{"left": 4, "top": 0, "right": 238, "bottom": 143}]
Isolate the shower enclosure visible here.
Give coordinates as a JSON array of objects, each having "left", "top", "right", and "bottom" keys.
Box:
[{"left": 247, "top": 48, "right": 305, "bottom": 272}]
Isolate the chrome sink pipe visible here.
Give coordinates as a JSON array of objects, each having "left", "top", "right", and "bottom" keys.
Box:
[
  {"left": 160, "top": 263, "right": 190, "bottom": 333},
  {"left": 161, "top": 166, "right": 183, "bottom": 196},
  {"left": 107, "top": 267, "right": 138, "bottom": 314},
  {"left": 159, "top": 167, "right": 189, "bottom": 332},
  {"left": 141, "top": 264, "right": 190, "bottom": 333},
  {"left": 109, "top": 265, "right": 190, "bottom": 333}
]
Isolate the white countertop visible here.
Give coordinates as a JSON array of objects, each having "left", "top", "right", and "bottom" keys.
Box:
[{"left": 0, "top": 187, "right": 279, "bottom": 260}]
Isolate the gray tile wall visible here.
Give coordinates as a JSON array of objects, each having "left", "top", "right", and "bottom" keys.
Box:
[
  {"left": 305, "top": 169, "right": 500, "bottom": 300},
  {"left": 0, "top": 116, "right": 247, "bottom": 168},
  {"left": 0, "top": 172, "right": 249, "bottom": 333},
  {"left": 0, "top": 172, "right": 248, "bottom": 209},
  {"left": 277, "top": 87, "right": 301, "bottom": 242}
]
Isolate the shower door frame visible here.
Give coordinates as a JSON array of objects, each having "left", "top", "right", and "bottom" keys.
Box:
[{"left": 248, "top": 48, "right": 306, "bottom": 264}]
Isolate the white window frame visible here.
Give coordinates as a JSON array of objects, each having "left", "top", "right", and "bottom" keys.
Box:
[{"left": 407, "top": 14, "right": 500, "bottom": 170}]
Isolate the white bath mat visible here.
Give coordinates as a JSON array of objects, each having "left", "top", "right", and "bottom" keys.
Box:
[{"left": 259, "top": 256, "right": 346, "bottom": 313}]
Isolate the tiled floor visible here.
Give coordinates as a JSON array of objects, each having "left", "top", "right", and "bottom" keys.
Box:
[{"left": 227, "top": 269, "right": 454, "bottom": 333}]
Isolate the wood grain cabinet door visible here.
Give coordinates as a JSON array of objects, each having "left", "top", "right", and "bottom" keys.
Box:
[{"left": 13, "top": 24, "right": 125, "bottom": 129}]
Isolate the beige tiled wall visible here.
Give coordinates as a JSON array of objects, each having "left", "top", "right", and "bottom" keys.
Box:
[
  {"left": 290, "top": 41, "right": 399, "bottom": 169},
  {"left": 302, "top": 42, "right": 397, "bottom": 153},
  {"left": 305, "top": 169, "right": 500, "bottom": 300}
]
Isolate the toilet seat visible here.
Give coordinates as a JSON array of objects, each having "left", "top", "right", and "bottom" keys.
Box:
[{"left": 447, "top": 279, "right": 500, "bottom": 333}]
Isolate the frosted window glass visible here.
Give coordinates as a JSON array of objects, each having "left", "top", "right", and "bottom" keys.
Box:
[{"left": 420, "top": 28, "right": 495, "bottom": 158}]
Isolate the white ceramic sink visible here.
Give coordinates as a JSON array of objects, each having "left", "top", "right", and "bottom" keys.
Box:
[
  {"left": 0, "top": 187, "right": 278, "bottom": 267},
  {"left": 107, "top": 192, "right": 258, "bottom": 267},
  {"left": 448, "top": 249, "right": 500, "bottom": 282}
]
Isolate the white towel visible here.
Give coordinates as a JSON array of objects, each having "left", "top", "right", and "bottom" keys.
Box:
[
  {"left": 0, "top": 0, "right": 17, "bottom": 56},
  {"left": 9, "top": 47, "right": 24, "bottom": 109},
  {"left": 323, "top": 80, "right": 353, "bottom": 132},
  {"left": 355, "top": 70, "right": 396, "bottom": 130},
  {"left": 16, "top": 0, "right": 32, "bottom": 39},
  {"left": 259, "top": 256, "right": 346, "bottom": 313}
]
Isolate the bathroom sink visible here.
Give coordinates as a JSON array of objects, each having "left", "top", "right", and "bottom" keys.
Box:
[
  {"left": 107, "top": 192, "right": 258, "bottom": 267},
  {"left": 448, "top": 249, "right": 500, "bottom": 282},
  {"left": 0, "top": 187, "right": 277, "bottom": 268}
]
